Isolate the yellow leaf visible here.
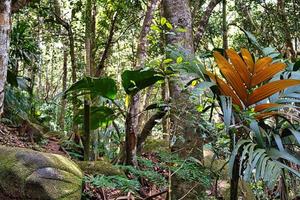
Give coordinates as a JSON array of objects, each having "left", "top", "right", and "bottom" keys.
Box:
[
  {"left": 125, "top": 95, "right": 131, "bottom": 108},
  {"left": 241, "top": 48, "right": 254, "bottom": 73},
  {"left": 251, "top": 62, "right": 286, "bottom": 87},
  {"left": 191, "top": 80, "right": 198, "bottom": 86},
  {"left": 213, "top": 52, "right": 248, "bottom": 103},
  {"left": 176, "top": 56, "right": 183, "bottom": 64},
  {"left": 226, "top": 49, "right": 251, "bottom": 87},
  {"left": 247, "top": 79, "right": 300, "bottom": 106}
]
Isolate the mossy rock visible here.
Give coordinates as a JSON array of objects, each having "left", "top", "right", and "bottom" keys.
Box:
[
  {"left": 77, "top": 161, "right": 124, "bottom": 176},
  {"left": 0, "top": 145, "right": 83, "bottom": 200},
  {"left": 143, "top": 138, "right": 169, "bottom": 153},
  {"left": 45, "top": 131, "right": 67, "bottom": 139}
]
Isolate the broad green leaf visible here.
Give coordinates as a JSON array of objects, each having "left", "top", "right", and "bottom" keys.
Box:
[
  {"left": 122, "top": 68, "right": 164, "bottom": 95},
  {"left": 64, "top": 77, "right": 117, "bottom": 100},
  {"left": 75, "top": 106, "right": 115, "bottom": 130}
]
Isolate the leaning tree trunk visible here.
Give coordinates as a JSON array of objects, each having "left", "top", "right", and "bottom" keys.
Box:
[
  {"left": 162, "top": 0, "right": 204, "bottom": 199},
  {"left": 0, "top": 0, "right": 11, "bottom": 117}
]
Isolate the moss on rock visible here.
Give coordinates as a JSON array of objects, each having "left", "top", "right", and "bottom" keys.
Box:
[
  {"left": 77, "top": 161, "right": 124, "bottom": 176},
  {"left": 0, "top": 145, "right": 83, "bottom": 200}
]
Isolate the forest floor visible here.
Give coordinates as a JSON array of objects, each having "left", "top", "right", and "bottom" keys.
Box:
[
  {"left": 0, "top": 122, "right": 167, "bottom": 200},
  {"left": 0, "top": 123, "right": 65, "bottom": 155}
]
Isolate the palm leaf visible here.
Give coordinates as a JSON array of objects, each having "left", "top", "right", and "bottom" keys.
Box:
[{"left": 248, "top": 79, "right": 300, "bottom": 105}]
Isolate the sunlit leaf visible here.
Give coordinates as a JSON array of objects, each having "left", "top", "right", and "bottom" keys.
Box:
[{"left": 248, "top": 79, "right": 300, "bottom": 105}]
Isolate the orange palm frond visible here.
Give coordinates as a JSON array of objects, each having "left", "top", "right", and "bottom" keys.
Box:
[
  {"left": 254, "top": 103, "right": 281, "bottom": 112},
  {"left": 251, "top": 62, "right": 286, "bottom": 87},
  {"left": 254, "top": 57, "right": 272, "bottom": 74},
  {"left": 247, "top": 79, "right": 300, "bottom": 106},
  {"left": 213, "top": 52, "right": 248, "bottom": 103},
  {"left": 241, "top": 48, "right": 254, "bottom": 73},
  {"left": 207, "top": 48, "right": 300, "bottom": 112},
  {"left": 226, "top": 49, "right": 251, "bottom": 87},
  {"left": 206, "top": 71, "right": 243, "bottom": 108},
  {"left": 255, "top": 112, "right": 280, "bottom": 120}
]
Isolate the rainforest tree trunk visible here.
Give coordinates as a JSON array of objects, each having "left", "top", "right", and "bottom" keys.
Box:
[
  {"left": 162, "top": 0, "right": 204, "bottom": 199},
  {"left": 59, "top": 46, "right": 68, "bottom": 130},
  {"left": 125, "top": 0, "right": 159, "bottom": 166},
  {"left": 0, "top": 0, "right": 11, "bottom": 117}
]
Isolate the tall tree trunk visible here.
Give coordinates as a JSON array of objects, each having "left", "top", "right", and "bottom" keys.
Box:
[
  {"left": 162, "top": 0, "right": 204, "bottom": 199},
  {"left": 222, "top": 0, "right": 228, "bottom": 51},
  {"left": 53, "top": 0, "right": 66, "bottom": 130},
  {"left": 59, "top": 46, "right": 68, "bottom": 130},
  {"left": 0, "top": 0, "right": 11, "bottom": 117},
  {"left": 125, "top": 0, "right": 159, "bottom": 166},
  {"left": 194, "top": 0, "right": 222, "bottom": 50}
]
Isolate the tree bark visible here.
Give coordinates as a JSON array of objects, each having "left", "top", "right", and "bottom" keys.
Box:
[
  {"left": 222, "top": 0, "right": 228, "bottom": 51},
  {"left": 125, "top": 0, "right": 159, "bottom": 166},
  {"left": 137, "top": 110, "right": 166, "bottom": 153},
  {"left": 96, "top": 12, "right": 118, "bottom": 77},
  {"left": 0, "top": 0, "right": 11, "bottom": 117},
  {"left": 162, "top": 0, "right": 204, "bottom": 199},
  {"left": 59, "top": 46, "right": 68, "bottom": 130},
  {"left": 194, "top": 0, "right": 222, "bottom": 50}
]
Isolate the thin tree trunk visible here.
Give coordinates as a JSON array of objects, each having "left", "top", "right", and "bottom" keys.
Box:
[
  {"left": 137, "top": 110, "right": 166, "bottom": 153},
  {"left": 136, "top": 0, "right": 159, "bottom": 68},
  {"left": 53, "top": 7, "right": 78, "bottom": 132},
  {"left": 194, "top": 0, "right": 222, "bottom": 50},
  {"left": 0, "top": 0, "right": 11, "bottom": 117},
  {"left": 222, "top": 0, "right": 228, "bottom": 51},
  {"left": 83, "top": 99, "right": 91, "bottom": 161},
  {"left": 125, "top": 0, "right": 159, "bottom": 166},
  {"left": 96, "top": 12, "right": 118, "bottom": 77},
  {"left": 59, "top": 46, "right": 68, "bottom": 130}
]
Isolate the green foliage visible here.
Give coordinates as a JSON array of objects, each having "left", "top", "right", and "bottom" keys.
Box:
[
  {"left": 158, "top": 152, "right": 211, "bottom": 187},
  {"left": 74, "top": 106, "right": 115, "bottom": 130},
  {"left": 121, "top": 68, "right": 164, "bottom": 95},
  {"left": 119, "top": 164, "right": 167, "bottom": 187},
  {"left": 84, "top": 174, "right": 140, "bottom": 193},
  {"left": 9, "top": 21, "right": 40, "bottom": 70},
  {"left": 64, "top": 77, "right": 117, "bottom": 100}
]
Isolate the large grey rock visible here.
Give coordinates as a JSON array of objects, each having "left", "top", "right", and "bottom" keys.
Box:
[{"left": 0, "top": 145, "right": 83, "bottom": 200}]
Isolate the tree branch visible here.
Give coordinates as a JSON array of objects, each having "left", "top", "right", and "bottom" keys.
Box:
[
  {"left": 137, "top": 110, "right": 167, "bottom": 153},
  {"left": 194, "top": 0, "right": 222, "bottom": 50},
  {"left": 95, "top": 12, "right": 118, "bottom": 77}
]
